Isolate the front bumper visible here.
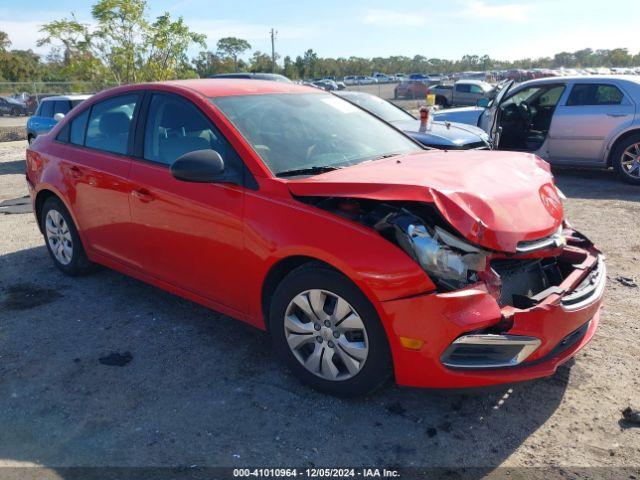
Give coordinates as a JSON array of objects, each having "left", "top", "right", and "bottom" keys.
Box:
[{"left": 381, "top": 238, "right": 605, "bottom": 388}]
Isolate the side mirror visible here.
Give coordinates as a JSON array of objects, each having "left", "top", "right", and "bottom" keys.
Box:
[
  {"left": 476, "top": 98, "right": 490, "bottom": 108},
  {"left": 53, "top": 112, "right": 65, "bottom": 122},
  {"left": 171, "top": 149, "right": 227, "bottom": 183}
]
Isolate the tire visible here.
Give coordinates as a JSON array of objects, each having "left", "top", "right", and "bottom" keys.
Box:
[
  {"left": 269, "top": 264, "right": 392, "bottom": 397},
  {"left": 11, "top": 108, "right": 18, "bottom": 116},
  {"left": 40, "top": 196, "right": 95, "bottom": 276},
  {"left": 612, "top": 133, "right": 640, "bottom": 185}
]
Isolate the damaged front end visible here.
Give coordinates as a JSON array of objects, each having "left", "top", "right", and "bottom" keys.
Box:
[
  {"left": 300, "top": 196, "right": 604, "bottom": 374},
  {"left": 300, "top": 196, "right": 573, "bottom": 304}
]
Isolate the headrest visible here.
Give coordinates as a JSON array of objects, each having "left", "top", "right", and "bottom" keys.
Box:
[{"left": 99, "top": 111, "right": 131, "bottom": 136}]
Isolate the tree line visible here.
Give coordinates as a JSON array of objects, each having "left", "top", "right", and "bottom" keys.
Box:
[{"left": 0, "top": 0, "right": 639, "bottom": 84}]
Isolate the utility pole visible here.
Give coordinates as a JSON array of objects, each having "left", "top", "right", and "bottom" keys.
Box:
[{"left": 270, "top": 28, "right": 278, "bottom": 73}]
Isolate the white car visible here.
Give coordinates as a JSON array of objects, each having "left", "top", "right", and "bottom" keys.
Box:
[{"left": 434, "top": 75, "right": 640, "bottom": 184}]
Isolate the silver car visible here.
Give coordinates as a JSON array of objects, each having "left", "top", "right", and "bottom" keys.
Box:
[{"left": 433, "top": 76, "right": 640, "bottom": 184}]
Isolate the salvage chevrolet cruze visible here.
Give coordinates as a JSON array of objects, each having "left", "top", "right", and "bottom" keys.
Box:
[{"left": 26, "top": 80, "right": 605, "bottom": 396}]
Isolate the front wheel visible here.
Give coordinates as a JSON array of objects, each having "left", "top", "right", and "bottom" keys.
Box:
[
  {"left": 612, "top": 133, "right": 640, "bottom": 184},
  {"left": 41, "top": 196, "right": 95, "bottom": 276},
  {"left": 269, "top": 265, "right": 392, "bottom": 397}
]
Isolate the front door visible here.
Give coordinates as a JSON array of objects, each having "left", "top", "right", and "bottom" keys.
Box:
[
  {"left": 547, "top": 82, "right": 635, "bottom": 164},
  {"left": 128, "top": 92, "right": 247, "bottom": 314}
]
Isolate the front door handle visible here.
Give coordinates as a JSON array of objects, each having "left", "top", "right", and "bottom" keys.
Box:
[
  {"left": 131, "top": 188, "right": 154, "bottom": 203},
  {"left": 606, "top": 113, "right": 628, "bottom": 117}
]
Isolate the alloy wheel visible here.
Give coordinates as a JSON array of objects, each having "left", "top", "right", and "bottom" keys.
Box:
[
  {"left": 45, "top": 209, "right": 73, "bottom": 265},
  {"left": 621, "top": 142, "right": 640, "bottom": 178},
  {"left": 284, "top": 289, "right": 369, "bottom": 381}
]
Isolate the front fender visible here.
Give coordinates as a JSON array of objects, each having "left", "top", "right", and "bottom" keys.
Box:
[{"left": 243, "top": 192, "right": 436, "bottom": 325}]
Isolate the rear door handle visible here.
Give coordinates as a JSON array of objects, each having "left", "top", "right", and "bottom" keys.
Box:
[
  {"left": 606, "top": 113, "right": 628, "bottom": 117},
  {"left": 132, "top": 188, "right": 154, "bottom": 203}
]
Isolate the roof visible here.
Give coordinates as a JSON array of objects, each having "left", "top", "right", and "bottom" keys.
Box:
[
  {"left": 40, "top": 94, "right": 93, "bottom": 101},
  {"left": 208, "top": 73, "right": 292, "bottom": 83},
  {"left": 520, "top": 75, "right": 640, "bottom": 85},
  {"left": 454, "top": 79, "right": 492, "bottom": 86},
  {"left": 164, "top": 79, "right": 318, "bottom": 97}
]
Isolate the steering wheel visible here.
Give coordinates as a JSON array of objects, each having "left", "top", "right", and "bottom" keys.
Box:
[{"left": 518, "top": 101, "right": 532, "bottom": 123}]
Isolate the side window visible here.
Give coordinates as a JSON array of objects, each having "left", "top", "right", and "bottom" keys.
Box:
[
  {"left": 143, "top": 94, "right": 234, "bottom": 169},
  {"left": 538, "top": 86, "right": 565, "bottom": 107},
  {"left": 567, "top": 84, "right": 624, "bottom": 106},
  {"left": 70, "top": 109, "right": 90, "bottom": 145},
  {"left": 469, "top": 85, "right": 483, "bottom": 94},
  {"left": 40, "top": 101, "right": 54, "bottom": 118},
  {"left": 53, "top": 100, "right": 71, "bottom": 115},
  {"left": 85, "top": 94, "right": 138, "bottom": 155},
  {"left": 455, "top": 84, "right": 471, "bottom": 93}
]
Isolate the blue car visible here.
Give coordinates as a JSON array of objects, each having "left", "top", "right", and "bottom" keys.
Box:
[
  {"left": 27, "top": 94, "right": 91, "bottom": 144},
  {"left": 334, "top": 91, "right": 491, "bottom": 150}
]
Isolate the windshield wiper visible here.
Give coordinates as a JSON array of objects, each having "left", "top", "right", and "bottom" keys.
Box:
[
  {"left": 276, "top": 165, "right": 341, "bottom": 178},
  {"left": 363, "top": 152, "right": 401, "bottom": 163}
]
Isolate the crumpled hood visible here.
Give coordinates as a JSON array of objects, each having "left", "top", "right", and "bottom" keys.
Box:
[
  {"left": 389, "top": 120, "right": 488, "bottom": 148},
  {"left": 285, "top": 150, "right": 563, "bottom": 252}
]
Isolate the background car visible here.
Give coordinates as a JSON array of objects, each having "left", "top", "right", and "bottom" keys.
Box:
[
  {"left": 26, "top": 94, "right": 91, "bottom": 143},
  {"left": 429, "top": 80, "right": 495, "bottom": 107},
  {"left": 312, "top": 79, "right": 339, "bottom": 91},
  {"left": 335, "top": 90, "right": 491, "bottom": 149},
  {"left": 434, "top": 75, "right": 640, "bottom": 184},
  {"left": 0, "top": 96, "right": 28, "bottom": 116},
  {"left": 394, "top": 80, "right": 430, "bottom": 99}
]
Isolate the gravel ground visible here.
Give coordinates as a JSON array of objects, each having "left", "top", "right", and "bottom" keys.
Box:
[{"left": 0, "top": 141, "right": 639, "bottom": 476}]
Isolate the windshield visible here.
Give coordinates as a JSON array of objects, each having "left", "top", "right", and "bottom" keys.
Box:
[
  {"left": 339, "top": 93, "right": 414, "bottom": 123},
  {"left": 212, "top": 93, "right": 421, "bottom": 176}
]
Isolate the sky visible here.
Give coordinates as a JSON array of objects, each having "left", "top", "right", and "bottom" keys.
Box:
[{"left": 1, "top": 0, "right": 639, "bottom": 62}]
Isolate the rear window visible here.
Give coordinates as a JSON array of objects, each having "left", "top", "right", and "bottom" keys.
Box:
[
  {"left": 70, "top": 109, "right": 90, "bottom": 145},
  {"left": 566, "top": 84, "right": 624, "bottom": 106}
]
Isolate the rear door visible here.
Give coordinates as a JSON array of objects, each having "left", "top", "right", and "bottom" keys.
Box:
[
  {"left": 453, "top": 83, "right": 471, "bottom": 105},
  {"left": 52, "top": 93, "right": 141, "bottom": 266},
  {"left": 128, "top": 91, "right": 248, "bottom": 314},
  {"left": 547, "top": 82, "right": 634, "bottom": 164}
]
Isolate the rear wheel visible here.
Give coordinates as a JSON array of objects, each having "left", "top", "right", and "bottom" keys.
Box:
[
  {"left": 612, "top": 133, "right": 640, "bottom": 184},
  {"left": 41, "top": 197, "right": 95, "bottom": 276},
  {"left": 269, "top": 265, "right": 392, "bottom": 397}
]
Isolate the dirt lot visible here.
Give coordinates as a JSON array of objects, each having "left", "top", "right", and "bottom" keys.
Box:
[{"left": 0, "top": 140, "right": 639, "bottom": 476}]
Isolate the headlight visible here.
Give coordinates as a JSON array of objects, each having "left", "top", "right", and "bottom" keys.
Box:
[
  {"left": 373, "top": 209, "right": 490, "bottom": 287},
  {"left": 404, "top": 224, "right": 488, "bottom": 283}
]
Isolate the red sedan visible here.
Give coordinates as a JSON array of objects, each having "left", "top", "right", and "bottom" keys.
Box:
[{"left": 26, "top": 80, "right": 605, "bottom": 396}]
